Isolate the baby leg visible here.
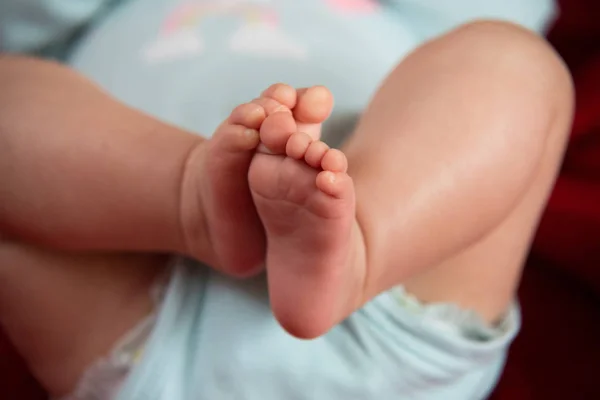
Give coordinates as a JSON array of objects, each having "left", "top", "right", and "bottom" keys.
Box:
[
  {"left": 0, "top": 85, "right": 333, "bottom": 396},
  {"left": 0, "top": 244, "right": 163, "bottom": 396},
  {"left": 0, "top": 58, "right": 296, "bottom": 276},
  {"left": 258, "top": 21, "right": 573, "bottom": 338},
  {"left": 346, "top": 21, "right": 573, "bottom": 321}
]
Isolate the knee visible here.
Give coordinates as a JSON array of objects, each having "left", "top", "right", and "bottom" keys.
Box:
[
  {"left": 447, "top": 20, "right": 574, "bottom": 124},
  {"left": 412, "top": 19, "right": 574, "bottom": 157}
]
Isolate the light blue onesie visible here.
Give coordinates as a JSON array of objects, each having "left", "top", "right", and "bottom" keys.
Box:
[{"left": 1, "top": 1, "right": 557, "bottom": 399}]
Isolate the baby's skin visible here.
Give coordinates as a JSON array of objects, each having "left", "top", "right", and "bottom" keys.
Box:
[{"left": 194, "top": 83, "right": 364, "bottom": 337}]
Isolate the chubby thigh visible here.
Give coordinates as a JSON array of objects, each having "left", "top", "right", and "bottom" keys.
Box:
[{"left": 0, "top": 244, "right": 165, "bottom": 396}]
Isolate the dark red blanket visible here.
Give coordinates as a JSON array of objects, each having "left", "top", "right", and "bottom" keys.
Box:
[{"left": 492, "top": 1, "right": 600, "bottom": 398}]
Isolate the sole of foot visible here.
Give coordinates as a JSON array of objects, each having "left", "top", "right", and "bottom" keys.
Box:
[{"left": 249, "top": 87, "right": 364, "bottom": 339}]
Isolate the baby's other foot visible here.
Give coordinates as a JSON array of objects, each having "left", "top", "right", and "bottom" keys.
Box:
[
  {"left": 259, "top": 85, "right": 332, "bottom": 148},
  {"left": 249, "top": 87, "right": 365, "bottom": 339},
  {"left": 181, "top": 84, "right": 296, "bottom": 277}
]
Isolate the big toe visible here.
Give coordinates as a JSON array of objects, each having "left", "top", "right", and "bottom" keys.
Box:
[
  {"left": 261, "top": 83, "right": 298, "bottom": 110},
  {"left": 259, "top": 112, "right": 298, "bottom": 154},
  {"left": 212, "top": 103, "right": 265, "bottom": 152},
  {"left": 294, "top": 86, "right": 334, "bottom": 141}
]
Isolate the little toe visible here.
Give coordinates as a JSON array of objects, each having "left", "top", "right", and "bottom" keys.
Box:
[
  {"left": 316, "top": 171, "right": 353, "bottom": 199},
  {"left": 321, "top": 149, "right": 348, "bottom": 173},
  {"left": 304, "top": 141, "right": 330, "bottom": 168},
  {"left": 261, "top": 83, "right": 298, "bottom": 109},
  {"left": 259, "top": 111, "right": 298, "bottom": 154},
  {"left": 286, "top": 132, "right": 313, "bottom": 160}
]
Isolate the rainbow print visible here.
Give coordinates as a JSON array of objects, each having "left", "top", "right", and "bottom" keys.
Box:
[{"left": 161, "top": 1, "right": 278, "bottom": 35}]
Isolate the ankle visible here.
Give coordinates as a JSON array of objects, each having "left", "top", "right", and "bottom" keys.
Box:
[
  {"left": 177, "top": 140, "right": 219, "bottom": 266},
  {"left": 346, "top": 220, "right": 370, "bottom": 314}
]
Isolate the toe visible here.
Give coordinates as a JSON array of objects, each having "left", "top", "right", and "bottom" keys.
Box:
[
  {"left": 295, "top": 86, "right": 334, "bottom": 124},
  {"left": 214, "top": 103, "right": 262, "bottom": 152},
  {"left": 228, "top": 103, "right": 266, "bottom": 130},
  {"left": 294, "top": 86, "right": 334, "bottom": 141},
  {"left": 316, "top": 171, "right": 353, "bottom": 199},
  {"left": 321, "top": 149, "right": 348, "bottom": 173},
  {"left": 216, "top": 124, "right": 261, "bottom": 152},
  {"left": 286, "top": 132, "right": 313, "bottom": 160},
  {"left": 259, "top": 111, "right": 298, "bottom": 154},
  {"left": 261, "top": 83, "right": 297, "bottom": 109},
  {"left": 304, "top": 141, "right": 330, "bottom": 168},
  {"left": 252, "top": 97, "right": 291, "bottom": 117}
]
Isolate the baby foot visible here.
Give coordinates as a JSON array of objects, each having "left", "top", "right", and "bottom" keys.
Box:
[
  {"left": 249, "top": 87, "right": 366, "bottom": 339},
  {"left": 181, "top": 84, "right": 297, "bottom": 277}
]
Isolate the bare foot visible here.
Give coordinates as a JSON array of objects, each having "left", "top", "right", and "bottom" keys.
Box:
[
  {"left": 249, "top": 87, "right": 366, "bottom": 339},
  {"left": 181, "top": 84, "right": 297, "bottom": 277}
]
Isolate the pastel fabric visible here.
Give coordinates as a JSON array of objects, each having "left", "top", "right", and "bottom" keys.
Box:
[{"left": 116, "top": 259, "right": 519, "bottom": 400}]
